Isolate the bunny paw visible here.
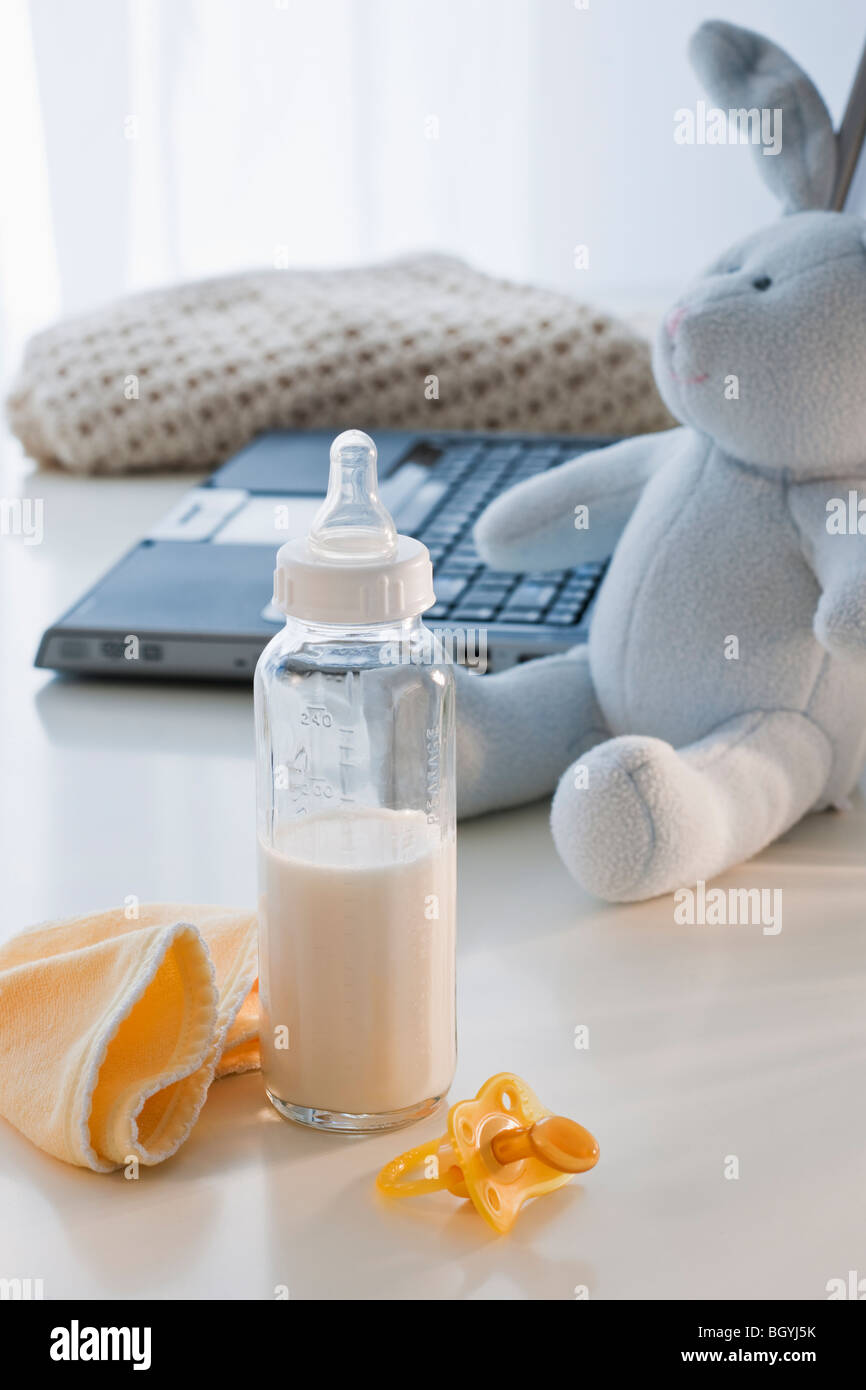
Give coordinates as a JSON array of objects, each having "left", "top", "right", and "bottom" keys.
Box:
[{"left": 551, "top": 735, "right": 725, "bottom": 902}]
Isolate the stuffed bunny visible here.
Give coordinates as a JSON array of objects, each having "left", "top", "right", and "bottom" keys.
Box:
[{"left": 455, "top": 20, "right": 866, "bottom": 902}]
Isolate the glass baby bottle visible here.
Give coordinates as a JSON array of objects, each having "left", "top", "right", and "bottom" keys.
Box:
[{"left": 255, "top": 430, "right": 456, "bottom": 1133}]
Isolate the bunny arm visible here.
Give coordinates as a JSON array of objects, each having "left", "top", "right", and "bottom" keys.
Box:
[
  {"left": 788, "top": 481, "right": 866, "bottom": 660},
  {"left": 473, "top": 427, "right": 684, "bottom": 573}
]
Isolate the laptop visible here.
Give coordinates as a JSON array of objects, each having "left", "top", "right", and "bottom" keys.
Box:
[
  {"left": 36, "top": 37, "right": 866, "bottom": 683},
  {"left": 35, "top": 429, "right": 614, "bottom": 679}
]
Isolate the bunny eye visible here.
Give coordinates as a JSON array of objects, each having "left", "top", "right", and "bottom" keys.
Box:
[
  {"left": 752, "top": 275, "right": 772, "bottom": 291},
  {"left": 726, "top": 265, "right": 741, "bottom": 274}
]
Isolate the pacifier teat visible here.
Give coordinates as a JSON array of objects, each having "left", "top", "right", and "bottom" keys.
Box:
[
  {"left": 308, "top": 429, "right": 398, "bottom": 563},
  {"left": 376, "top": 1072, "right": 599, "bottom": 1235}
]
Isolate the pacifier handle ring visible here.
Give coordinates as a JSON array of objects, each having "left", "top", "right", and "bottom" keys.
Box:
[{"left": 376, "top": 1136, "right": 454, "bottom": 1198}]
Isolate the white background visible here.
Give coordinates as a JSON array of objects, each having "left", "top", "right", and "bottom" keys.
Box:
[
  {"left": 1, "top": 2, "right": 865, "bottom": 1299},
  {"left": 1, "top": 0, "right": 864, "bottom": 383}
]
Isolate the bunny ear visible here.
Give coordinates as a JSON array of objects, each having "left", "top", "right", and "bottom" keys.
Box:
[{"left": 689, "top": 19, "right": 837, "bottom": 213}]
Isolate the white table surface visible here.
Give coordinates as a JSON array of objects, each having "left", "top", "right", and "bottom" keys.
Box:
[{"left": 1, "top": 442, "right": 864, "bottom": 1302}]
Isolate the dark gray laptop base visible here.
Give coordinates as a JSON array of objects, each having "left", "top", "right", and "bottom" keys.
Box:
[{"left": 36, "top": 428, "right": 615, "bottom": 681}]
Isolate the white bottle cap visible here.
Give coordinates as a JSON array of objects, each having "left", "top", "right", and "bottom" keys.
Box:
[{"left": 272, "top": 430, "right": 436, "bottom": 624}]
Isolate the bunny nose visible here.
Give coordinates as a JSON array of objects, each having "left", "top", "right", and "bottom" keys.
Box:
[{"left": 665, "top": 307, "right": 687, "bottom": 340}]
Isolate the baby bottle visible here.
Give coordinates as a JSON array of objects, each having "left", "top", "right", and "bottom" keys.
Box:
[{"left": 255, "top": 430, "right": 456, "bottom": 1132}]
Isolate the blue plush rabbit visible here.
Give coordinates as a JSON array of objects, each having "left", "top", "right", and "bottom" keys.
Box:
[{"left": 456, "top": 21, "right": 866, "bottom": 902}]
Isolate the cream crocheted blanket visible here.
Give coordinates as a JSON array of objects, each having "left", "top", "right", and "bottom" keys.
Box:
[{"left": 7, "top": 254, "right": 673, "bottom": 475}]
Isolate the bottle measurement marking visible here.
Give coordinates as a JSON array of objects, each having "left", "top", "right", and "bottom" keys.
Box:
[
  {"left": 300, "top": 704, "right": 332, "bottom": 727},
  {"left": 338, "top": 726, "right": 356, "bottom": 805}
]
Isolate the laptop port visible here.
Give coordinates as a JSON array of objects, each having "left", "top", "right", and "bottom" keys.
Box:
[{"left": 59, "top": 638, "right": 88, "bottom": 658}]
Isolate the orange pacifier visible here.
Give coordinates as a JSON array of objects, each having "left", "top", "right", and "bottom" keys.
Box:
[{"left": 376, "top": 1072, "right": 599, "bottom": 1235}]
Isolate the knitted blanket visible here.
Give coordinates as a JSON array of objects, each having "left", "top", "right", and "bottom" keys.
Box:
[{"left": 6, "top": 254, "right": 673, "bottom": 475}]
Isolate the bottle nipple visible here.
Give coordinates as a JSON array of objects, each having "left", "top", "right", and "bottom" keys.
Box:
[{"left": 308, "top": 429, "right": 398, "bottom": 563}]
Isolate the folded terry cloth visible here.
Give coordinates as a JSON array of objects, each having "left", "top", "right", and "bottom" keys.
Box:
[{"left": 0, "top": 904, "right": 258, "bottom": 1172}]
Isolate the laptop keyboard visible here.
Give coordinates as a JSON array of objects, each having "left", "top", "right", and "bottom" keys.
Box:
[
  {"left": 407, "top": 439, "right": 606, "bottom": 626},
  {"left": 155, "top": 433, "right": 610, "bottom": 632}
]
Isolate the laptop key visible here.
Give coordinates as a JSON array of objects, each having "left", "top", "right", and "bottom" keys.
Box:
[
  {"left": 503, "top": 609, "right": 543, "bottom": 624},
  {"left": 549, "top": 597, "right": 583, "bottom": 614},
  {"left": 444, "top": 557, "right": 481, "bottom": 573},
  {"left": 505, "top": 582, "right": 557, "bottom": 610},
  {"left": 460, "top": 589, "right": 509, "bottom": 610},
  {"left": 451, "top": 605, "right": 496, "bottom": 622},
  {"left": 467, "top": 580, "right": 510, "bottom": 597},
  {"left": 395, "top": 479, "right": 449, "bottom": 535},
  {"left": 423, "top": 529, "right": 461, "bottom": 546},
  {"left": 432, "top": 576, "right": 469, "bottom": 604}
]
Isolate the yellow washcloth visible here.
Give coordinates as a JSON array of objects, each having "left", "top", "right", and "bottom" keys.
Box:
[{"left": 0, "top": 903, "right": 259, "bottom": 1172}]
